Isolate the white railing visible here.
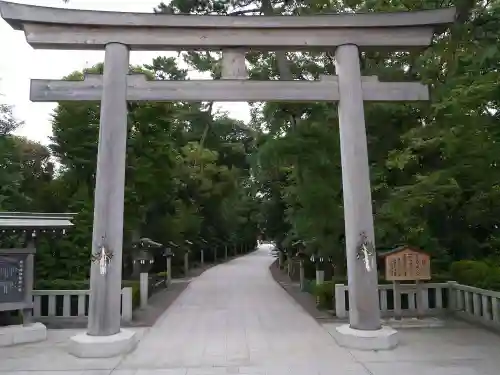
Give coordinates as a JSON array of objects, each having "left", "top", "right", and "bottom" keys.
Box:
[
  {"left": 334, "top": 281, "right": 500, "bottom": 331},
  {"left": 334, "top": 282, "right": 448, "bottom": 318},
  {"left": 448, "top": 281, "right": 500, "bottom": 330},
  {"left": 32, "top": 287, "right": 133, "bottom": 323}
]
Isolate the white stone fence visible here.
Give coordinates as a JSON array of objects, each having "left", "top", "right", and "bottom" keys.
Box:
[
  {"left": 447, "top": 281, "right": 500, "bottom": 329},
  {"left": 335, "top": 281, "right": 500, "bottom": 330},
  {"left": 32, "top": 287, "right": 133, "bottom": 324}
]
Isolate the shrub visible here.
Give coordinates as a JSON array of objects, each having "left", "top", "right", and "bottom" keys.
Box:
[
  {"left": 450, "top": 260, "right": 491, "bottom": 289},
  {"left": 312, "top": 281, "right": 334, "bottom": 310},
  {"left": 450, "top": 260, "right": 500, "bottom": 291},
  {"left": 35, "top": 279, "right": 90, "bottom": 290},
  {"left": 303, "top": 261, "right": 317, "bottom": 279},
  {"left": 123, "top": 280, "right": 141, "bottom": 308},
  {"left": 485, "top": 269, "right": 500, "bottom": 291},
  {"left": 302, "top": 279, "right": 315, "bottom": 294}
]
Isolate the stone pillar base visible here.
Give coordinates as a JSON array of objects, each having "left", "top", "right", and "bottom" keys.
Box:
[
  {"left": 333, "top": 324, "right": 398, "bottom": 350},
  {"left": 0, "top": 322, "right": 47, "bottom": 347},
  {"left": 68, "top": 329, "right": 137, "bottom": 358}
]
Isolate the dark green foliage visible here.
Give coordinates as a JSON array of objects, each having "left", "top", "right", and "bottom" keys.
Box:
[
  {"left": 450, "top": 261, "right": 500, "bottom": 291},
  {"left": 1, "top": 58, "right": 260, "bottom": 281},
  {"left": 312, "top": 282, "right": 334, "bottom": 310}
]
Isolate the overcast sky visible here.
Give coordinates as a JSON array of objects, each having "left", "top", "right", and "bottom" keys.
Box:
[{"left": 0, "top": 0, "right": 250, "bottom": 145}]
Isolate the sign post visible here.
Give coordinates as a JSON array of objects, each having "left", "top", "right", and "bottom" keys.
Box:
[
  {"left": 0, "top": 250, "right": 32, "bottom": 314},
  {"left": 0, "top": 212, "right": 74, "bottom": 347},
  {"left": 381, "top": 246, "right": 431, "bottom": 320}
]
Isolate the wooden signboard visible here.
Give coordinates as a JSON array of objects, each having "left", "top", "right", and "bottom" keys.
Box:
[
  {"left": 380, "top": 246, "right": 431, "bottom": 320},
  {"left": 383, "top": 246, "right": 431, "bottom": 282}
]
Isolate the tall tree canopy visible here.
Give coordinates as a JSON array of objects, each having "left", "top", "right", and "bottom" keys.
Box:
[{"left": 156, "top": 0, "right": 500, "bottom": 270}]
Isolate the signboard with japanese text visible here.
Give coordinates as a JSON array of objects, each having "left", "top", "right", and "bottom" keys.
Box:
[
  {"left": 0, "top": 253, "right": 26, "bottom": 305},
  {"left": 384, "top": 247, "right": 431, "bottom": 281}
]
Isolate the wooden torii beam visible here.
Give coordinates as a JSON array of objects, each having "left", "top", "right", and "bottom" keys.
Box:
[
  {"left": 30, "top": 74, "right": 429, "bottom": 103},
  {"left": 0, "top": 2, "right": 456, "bottom": 51}
]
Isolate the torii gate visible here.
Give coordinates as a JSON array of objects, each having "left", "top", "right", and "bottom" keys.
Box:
[{"left": 0, "top": 1, "right": 455, "bottom": 357}]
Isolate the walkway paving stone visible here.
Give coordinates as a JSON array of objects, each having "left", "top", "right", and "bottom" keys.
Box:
[{"left": 117, "top": 247, "right": 362, "bottom": 374}]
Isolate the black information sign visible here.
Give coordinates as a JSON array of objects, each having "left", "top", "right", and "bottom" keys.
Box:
[{"left": 0, "top": 254, "right": 26, "bottom": 305}]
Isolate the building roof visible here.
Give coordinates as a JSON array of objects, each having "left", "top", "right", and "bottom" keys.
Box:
[
  {"left": 137, "top": 237, "right": 163, "bottom": 248},
  {"left": 0, "top": 212, "right": 75, "bottom": 230},
  {"left": 378, "top": 245, "right": 428, "bottom": 257}
]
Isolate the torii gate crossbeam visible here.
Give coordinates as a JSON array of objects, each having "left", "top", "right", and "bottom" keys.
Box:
[{"left": 30, "top": 74, "right": 429, "bottom": 102}]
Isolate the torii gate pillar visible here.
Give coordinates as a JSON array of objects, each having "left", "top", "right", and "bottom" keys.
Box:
[
  {"left": 333, "top": 44, "right": 398, "bottom": 350},
  {"left": 69, "top": 42, "right": 138, "bottom": 358},
  {"left": 337, "top": 44, "right": 381, "bottom": 331}
]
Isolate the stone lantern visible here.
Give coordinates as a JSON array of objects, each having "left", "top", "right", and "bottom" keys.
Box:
[
  {"left": 293, "top": 240, "right": 308, "bottom": 291},
  {"left": 132, "top": 238, "right": 158, "bottom": 309},
  {"left": 276, "top": 240, "right": 287, "bottom": 270},
  {"left": 213, "top": 237, "right": 224, "bottom": 262},
  {"left": 229, "top": 235, "right": 237, "bottom": 257},
  {"left": 199, "top": 238, "right": 208, "bottom": 266},
  {"left": 310, "top": 253, "right": 326, "bottom": 285},
  {"left": 133, "top": 249, "right": 154, "bottom": 273},
  {"left": 325, "top": 255, "right": 335, "bottom": 281},
  {"left": 184, "top": 239, "right": 193, "bottom": 275},
  {"left": 164, "top": 241, "right": 178, "bottom": 286}
]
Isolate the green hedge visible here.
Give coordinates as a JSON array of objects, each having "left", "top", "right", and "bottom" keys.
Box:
[
  {"left": 450, "top": 260, "right": 500, "bottom": 291},
  {"left": 35, "top": 279, "right": 90, "bottom": 290},
  {"left": 312, "top": 281, "right": 334, "bottom": 310},
  {"left": 124, "top": 280, "right": 141, "bottom": 308}
]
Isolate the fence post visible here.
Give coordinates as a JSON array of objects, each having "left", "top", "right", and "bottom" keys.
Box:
[
  {"left": 184, "top": 252, "right": 189, "bottom": 275},
  {"left": 447, "top": 281, "right": 458, "bottom": 312},
  {"left": 335, "top": 284, "right": 347, "bottom": 318},
  {"left": 140, "top": 272, "right": 148, "bottom": 309},
  {"left": 299, "top": 260, "right": 305, "bottom": 291},
  {"left": 315, "top": 270, "right": 324, "bottom": 285},
  {"left": 167, "top": 257, "right": 172, "bottom": 285},
  {"left": 121, "top": 287, "right": 133, "bottom": 322}
]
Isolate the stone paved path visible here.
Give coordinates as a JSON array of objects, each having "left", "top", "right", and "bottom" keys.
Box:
[{"left": 117, "top": 245, "right": 363, "bottom": 374}]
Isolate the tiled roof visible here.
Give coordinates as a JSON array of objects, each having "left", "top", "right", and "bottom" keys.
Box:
[{"left": 0, "top": 212, "right": 75, "bottom": 229}]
